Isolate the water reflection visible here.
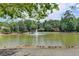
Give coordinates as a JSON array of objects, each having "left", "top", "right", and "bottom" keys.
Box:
[{"left": 0, "top": 32, "right": 79, "bottom": 48}]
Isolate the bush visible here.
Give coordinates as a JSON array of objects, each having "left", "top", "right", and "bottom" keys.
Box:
[{"left": 1, "top": 27, "right": 11, "bottom": 34}]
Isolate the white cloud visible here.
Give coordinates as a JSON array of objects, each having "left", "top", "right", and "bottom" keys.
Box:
[{"left": 47, "top": 3, "right": 76, "bottom": 20}]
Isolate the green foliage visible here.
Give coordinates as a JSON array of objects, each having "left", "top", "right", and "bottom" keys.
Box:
[
  {"left": 0, "top": 3, "right": 58, "bottom": 19},
  {"left": 60, "top": 10, "right": 76, "bottom": 32},
  {"left": 1, "top": 27, "right": 10, "bottom": 33},
  {"left": 76, "top": 18, "right": 79, "bottom": 32},
  {"left": 43, "top": 20, "right": 60, "bottom": 31},
  {"left": 24, "top": 20, "right": 37, "bottom": 31}
]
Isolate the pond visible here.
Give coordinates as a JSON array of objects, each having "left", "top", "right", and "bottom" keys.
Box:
[{"left": 0, "top": 32, "right": 79, "bottom": 49}]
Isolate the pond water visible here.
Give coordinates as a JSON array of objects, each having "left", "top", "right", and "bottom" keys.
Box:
[{"left": 0, "top": 32, "right": 79, "bottom": 48}]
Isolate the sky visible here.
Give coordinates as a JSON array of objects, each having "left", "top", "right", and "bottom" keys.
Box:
[{"left": 47, "top": 3, "right": 79, "bottom": 20}]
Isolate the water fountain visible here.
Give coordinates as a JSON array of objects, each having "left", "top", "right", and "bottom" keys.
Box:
[
  {"left": 29, "top": 29, "right": 45, "bottom": 36},
  {"left": 30, "top": 29, "right": 43, "bottom": 46},
  {"left": 33, "top": 29, "right": 38, "bottom": 35}
]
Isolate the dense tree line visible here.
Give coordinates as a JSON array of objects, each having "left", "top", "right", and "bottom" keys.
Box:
[{"left": 0, "top": 19, "right": 60, "bottom": 33}]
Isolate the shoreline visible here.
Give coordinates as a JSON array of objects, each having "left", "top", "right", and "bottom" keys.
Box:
[
  {"left": 0, "top": 47, "right": 79, "bottom": 56},
  {"left": 0, "top": 32, "right": 79, "bottom": 35}
]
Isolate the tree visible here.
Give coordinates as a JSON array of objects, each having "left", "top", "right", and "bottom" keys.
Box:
[
  {"left": 43, "top": 20, "right": 60, "bottom": 31},
  {"left": 60, "top": 10, "right": 76, "bottom": 32},
  {"left": 0, "top": 3, "right": 59, "bottom": 19},
  {"left": 70, "top": 4, "right": 79, "bottom": 32},
  {"left": 76, "top": 18, "right": 79, "bottom": 32},
  {"left": 43, "top": 20, "right": 52, "bottom": 31},
  {"left": 24, "top": 20, "right": 37, "bottom": 31}
]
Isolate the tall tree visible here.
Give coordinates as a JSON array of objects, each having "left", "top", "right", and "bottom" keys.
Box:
[{"left": 60, "top": 10, "right": 76, "bottom": 32}]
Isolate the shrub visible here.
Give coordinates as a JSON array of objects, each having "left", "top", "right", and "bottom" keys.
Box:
[{"left": 1, "top": 27, "right": 11, "bottom": 34}]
